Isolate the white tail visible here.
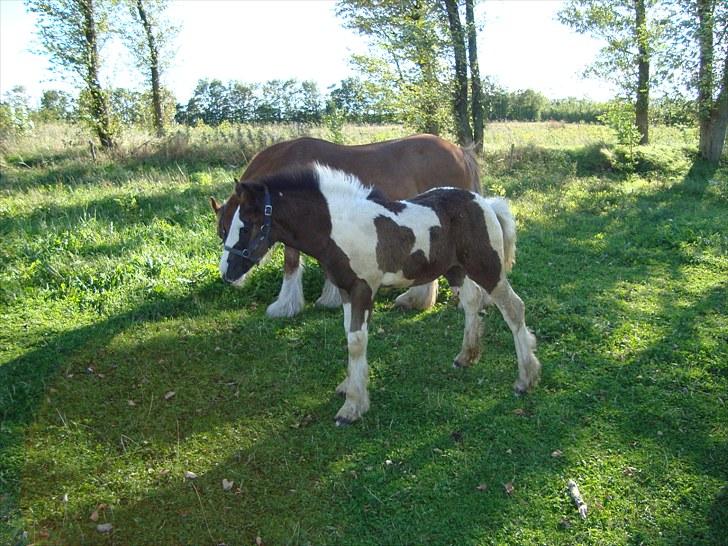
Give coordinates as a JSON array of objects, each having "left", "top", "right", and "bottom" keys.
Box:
[{"left": 486, "top": 197, "right": 517, "bottom": 273}]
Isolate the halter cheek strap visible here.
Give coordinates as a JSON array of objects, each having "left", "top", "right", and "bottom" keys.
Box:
[{"left": 224, "top": 184, "right": 273, "bottom": 264}]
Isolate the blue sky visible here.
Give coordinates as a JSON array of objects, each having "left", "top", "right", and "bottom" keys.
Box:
[{"left": 0, "top": 0, "right": 615, "bottom": 105}]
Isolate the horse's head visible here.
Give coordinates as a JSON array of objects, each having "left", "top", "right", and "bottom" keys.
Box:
[{"left": 210, "top": 181, "right": 273, "bottom": 285}]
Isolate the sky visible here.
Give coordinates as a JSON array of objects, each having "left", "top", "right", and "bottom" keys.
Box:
[{"left": 0, "top": 0, "right": 615, "bottom": 106}]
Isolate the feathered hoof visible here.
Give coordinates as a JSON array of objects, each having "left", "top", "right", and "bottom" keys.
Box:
[
  {"left": 452, "top": 359, "right": 471, "bottom": 369},
  {"left": 513, "top": 379, "right": 533, "bottom": 395},
  {"left": 265, "top": 298, "right": 304, "bottom": 318},
  {"left": 335, "top": 417, "right": 354, "bottom": 427},
  {"left": 335, "top": 379, "right": 349, "bottom": 397}
]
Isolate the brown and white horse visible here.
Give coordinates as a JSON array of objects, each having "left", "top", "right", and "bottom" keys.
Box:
[
  {"left": 211, "top": 134, "right": 480, "bottom": 317},
  {"left": 216, "top": 164, "right": 540, "bottom": 425}
]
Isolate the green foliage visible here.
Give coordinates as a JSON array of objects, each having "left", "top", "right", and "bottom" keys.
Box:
[
  {"left": 35, "top": 89, "right": 76, "bottom": 122},
  {"left": 1, "top": 121, "right": 725, "bottom": 545},
  {"left": 0, "top": 87, "right": 34, "bottom": 140},
  {"left": 176, "top": 79, "right": 325, "bottom": 126},
  {"left": 599, "top": 101, "right": 642, "bottom": 169},
  {"left": 557, "top": 0, "right": 667, "bottom": 96},
  {"left": 337, "top": 0, "right": 453, "bottom": 135},
  {"left": 322, "top": 102, "right": 346, "bottom": 144}
]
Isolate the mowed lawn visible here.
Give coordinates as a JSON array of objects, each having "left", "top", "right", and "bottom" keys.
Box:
[{"left": 1, "top": 123, "right": 726, "bottom": 545}]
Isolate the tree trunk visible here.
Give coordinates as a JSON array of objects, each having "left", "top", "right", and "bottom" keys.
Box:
[
  {"left": 82, "top": 0, "right": 114, "bottom": 148},
  {"left": 465, "top": 0, "right": 483, "bottom": 154},
  {"left": 634, "top": 0, "right": 649, "bottom": 145},
  {"left": 136, "top": 0, "right": 164, "bottom": 137},
  {"left": 697, "top": 0, "right": 727, "bottom": 162},
  {"left": 699, "top": 54, "right": 728, "bottom": 162},
  {"left": 443, "top": 0, "right": 472, "bottom": 145}
]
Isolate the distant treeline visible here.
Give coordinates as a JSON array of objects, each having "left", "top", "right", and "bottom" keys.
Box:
[{"left": 1, "top": 77, "right": 696, "bottom": 136}]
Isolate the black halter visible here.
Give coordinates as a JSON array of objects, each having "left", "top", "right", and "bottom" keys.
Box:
[{"left": 224, "top": 185, "right": 273, "bottom": 265}]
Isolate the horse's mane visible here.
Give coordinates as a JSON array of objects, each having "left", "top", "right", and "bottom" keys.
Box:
[{"left": 313, "top": 163, "right": 373, "bottom": 204}]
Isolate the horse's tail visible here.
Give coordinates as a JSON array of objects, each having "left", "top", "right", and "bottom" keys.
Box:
[
  {"left": 461, "top": 144, "right": 481, "bottom": 194},
  {"left": 486, "top": 197, "right": 517, "bottom": 274}
]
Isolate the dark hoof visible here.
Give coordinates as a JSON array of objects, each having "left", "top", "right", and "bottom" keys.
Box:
[
  {"left": 335, "top": 417, "right": 354, "bottom": 427},
  {"left": 453, "top": 360, "right": 470, "bottom": 369}
]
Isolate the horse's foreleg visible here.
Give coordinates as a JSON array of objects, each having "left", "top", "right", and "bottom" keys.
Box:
[
  {"left": 489, "top": 280, "right": 541, "bottom": 393},
  {"left": 335, "top": 282, "right": 374, "bottom": 425},
  {"left": 266, "top": 246, "right": 305, "bottom": 318},
  {"left": 394, "top": 279, "right": 438, "bottom": 310},
  {"left": 454, "top": 277, "right": 484, "bottom": 368}
]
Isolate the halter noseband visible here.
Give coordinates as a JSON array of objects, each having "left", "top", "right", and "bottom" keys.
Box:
[{"left": 224, "top": 184, "right": 273, "bottom": 265}]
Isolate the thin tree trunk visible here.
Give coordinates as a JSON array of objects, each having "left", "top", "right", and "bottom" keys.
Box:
[
  {"left": 82, "top": 0, "right": 114, "bottom": 148},
  {"left": 443, "top": 0, "right": 472, "bottom": 145},
  {"left": 465, "top": 0, "right": 483, "bottom": 154},
  {"left": 697, "top": 0, "right": 726, "bottom": 162},
  {"left": 701, "top": 53, "right": 728, "bottom": 162},
  {"left": 634, "top": 0, "right": 649, "bottom": 145},
  {"left": 136, "top": 0, "right": 164, "bottom": 137}
]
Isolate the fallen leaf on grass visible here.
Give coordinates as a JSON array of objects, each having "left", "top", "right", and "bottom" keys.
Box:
[
  {"left": 96, "top": 523, "right": 113, "bottom": 533},
  {"left": 256, "top": 536, "right": 264, "bottom": 545},
  {"left": 623, "top": 466, "right": 638, "bottom": 477},
  {"left": 551, "top": 450, "right": 563, "bottom": 458},
  {"left": 90, "top": 503, "right": 107, "bottom": 522},
  {"left": 290, "top": 414, "right": 313, "bottom": 429},
  {"left": 127, "top": 400, "right": 136, "bottom": 407},
  {"left": 184, "top": 471, "right": 198, "bottom": 480},
  {"left": 164, "top": 391, "right": 176, "bottom": 400},
  {"left": 512, "top": 408, "right": 527, "bottom": 416},
  {"left": 222, "top": 479, "right": 234, "bottom": 491},
  {"left": 476, "top": 483, "right": 488, "bottom": 492},
  {"left": 503, "top": 482, "right": 515, "bottom": 495}
]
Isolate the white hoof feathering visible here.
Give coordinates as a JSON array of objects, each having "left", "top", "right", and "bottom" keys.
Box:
[
  {"left": 394, "top": 279, "right": 438, "bottom": 310},
  {"left": 315, "top": 278, "right": 342, "bottom": 308},
  {"left": 266, "top": 264, "right": 305, "bottom": 318}
]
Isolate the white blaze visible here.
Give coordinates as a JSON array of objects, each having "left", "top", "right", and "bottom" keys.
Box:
[{"left": 219, "top": 205, "right": 244, "bottom": 279}]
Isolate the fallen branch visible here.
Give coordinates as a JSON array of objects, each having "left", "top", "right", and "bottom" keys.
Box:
[{"left": 567, "top": 479, "right": 588, "bottom": 519}]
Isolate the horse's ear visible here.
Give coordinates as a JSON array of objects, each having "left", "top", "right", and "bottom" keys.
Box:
[
  {"left": 209, "top": 196, "right": 221, "bottom": 214},
  {"left": 237, "top": 182, "right": 261, "bottom": 205}
]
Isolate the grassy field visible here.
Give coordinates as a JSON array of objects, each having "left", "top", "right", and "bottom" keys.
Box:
[{"left": 1, "top": 122, "right": 726, "bottom": 545}]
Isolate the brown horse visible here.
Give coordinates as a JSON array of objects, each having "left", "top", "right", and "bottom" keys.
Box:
[{"left": 211, "top": 134, "right": 480, "bottom": 317}]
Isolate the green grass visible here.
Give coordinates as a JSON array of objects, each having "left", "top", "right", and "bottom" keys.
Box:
[{"left": 1, "top": 122, "right": 726, "bottom": 545}]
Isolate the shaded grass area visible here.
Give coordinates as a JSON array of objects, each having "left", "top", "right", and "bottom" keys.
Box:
[{"left": 1, "top": 123, "right": 727, "bottom": 545}]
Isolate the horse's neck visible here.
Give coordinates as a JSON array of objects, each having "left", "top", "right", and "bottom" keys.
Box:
[{"left": 270, "top": 189, "right": 331, "bottom": 260}]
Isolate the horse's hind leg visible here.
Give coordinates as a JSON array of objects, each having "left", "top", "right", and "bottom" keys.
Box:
[
  {"left": 316, "top": 273, "right": 343, "bottom": 308},
  {"left": 394, "top": 279, "right": 438, "bottom": 310},
  {"left": 453, "top": 277, "right": 484, "bottom": 368},
  {"left": 266, "top": 246, "right": 305, "bottom": 318},
  {"left": 488, "top": 279, "right": 541, "bottom": 393}
]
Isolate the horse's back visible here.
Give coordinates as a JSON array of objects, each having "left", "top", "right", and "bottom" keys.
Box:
[{"left": 240, "top": 135, "right": 478, "bottom": 200}]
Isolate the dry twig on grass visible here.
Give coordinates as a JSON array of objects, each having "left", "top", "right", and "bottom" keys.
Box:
[{"left": 567, "top": 479, "right": 588, "bottom": 519}]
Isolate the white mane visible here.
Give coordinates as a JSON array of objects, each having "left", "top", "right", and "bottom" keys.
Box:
[{"left": 314, "top": 163, "right": 372, "bottom": 205}]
